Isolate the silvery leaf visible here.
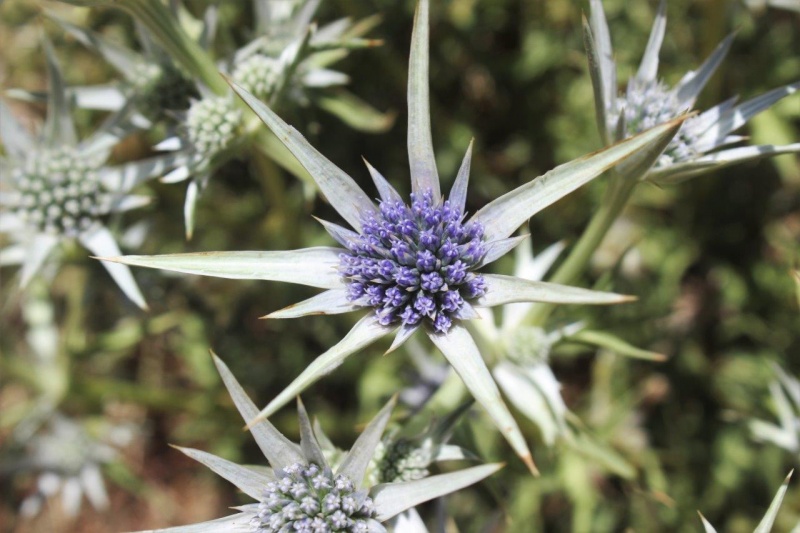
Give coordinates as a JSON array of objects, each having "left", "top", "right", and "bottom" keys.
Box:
[
  {"left": 363, "top": 158, "right": 403, "bottom": 203},
  {"left": 635, "top": 0, "right": 667, "bottom": 85},
  {"left": 695, "top": 82, "right": 800, "bottom": 150},
  {"left": 371, "top": 463, "right": 502, "bottom": 521},
  {"left": 50, "top": 13, "right": 140, "bottom": 77},
  {"left": 42, "top": 38, "right": 77, "bottom": 148},
  {"left": 249, "top": 314, "right": 392, "bottom": 426},
  {"left": 337, "top": 397, "right": 396, "bottom": 488},
  {"left": 264, "top": 289, "right": 357, "bottom": 319},
  {"left": 428, "top": 325, "right": 537, "bottom": 474},
  {"left": 449, "top": 139, "right": 474, "bottom": 213},
  {"left": 475, "top": 235, "right": 529, "bottom": 269},
  {"left": 588, "top": 0, "right": 617, "bottom": 118},
  {"left": 20, "top": 234, "right": 58, "bottom": 288},
  {"left": 100, "top": 247, "right": 345, "bottom": 289},
  {"left": 582, "top": 15, "right": 611, "bottom": 145},
  {"left": 754, "top": 471, "right": 793, "bottom": 533},
  {"left": 173, "top": 446, "right": 271, "bottom": 501},
  {"left": 471, "top": 117, "right": 685, "bottom": 242},
  {"left": 100, "top": 152, "right": 188, "bottom": 193},
  {"left": 493, "top": 361, "right": 567, "bottom": 447},
  {"left": 0, "top": 99, "right": 33, "bottom": 157},
  {"left": 476, "top": 274, "right": 633, "bottom": 307},
  {"left": 568, "top": 329, "right": 667, "bottom": 361},
  {"left": 229, "top": 79, "right": 376, "bottom": 232},
  {"left": 648, "top": 143, "right": 800, "bottom": 185},
  {"left": 675, "top": 33, "right": 735, "bottom": 106},
  {"left": 133, "top": 511, "right": 254, "bottom": 532},
  {"left": 211, "top": 353, "right": 304, "bottom": 470},
  {"left": 407, "top": 0, "right": 440, "bottom": 200},
  {"left": 80, "top": 225, "right": 147, "bottom": 309},
  {"left": 297, "top": 398, "right": 328, "bottom": 468}
]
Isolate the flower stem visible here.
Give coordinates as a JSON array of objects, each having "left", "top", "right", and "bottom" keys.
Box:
[{"left": 528, "top": 173, "right": 638, "bottom": 326}]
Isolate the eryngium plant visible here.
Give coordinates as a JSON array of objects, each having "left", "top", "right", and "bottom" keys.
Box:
[
  {"left": 137, "top": 354, "right": 501, "bottom": 532},
  {"left": 0, "top": 40, "right": 182, "bottom": 308},
  {"left": 56, "top": 0, "right": 386, "bottom": 238},
  {"left": 585, "top": 0, "right": 799, "bottom": 185},
  {"left": 102, "top": 0, "right": 687, "bottom": 472}
]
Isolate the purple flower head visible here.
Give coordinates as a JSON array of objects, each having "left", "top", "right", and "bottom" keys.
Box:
[{"left": 340, "top": 189, "right": 487, "bottom": 333}]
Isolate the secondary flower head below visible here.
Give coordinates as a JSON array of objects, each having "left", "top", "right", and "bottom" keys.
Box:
[
  {"left": 12, "top": 148, "right": 107, "bottom": 237},
  {"left": 131, "top": 354, "right": 502, "bottom": 532},
  {"left": 341, "top": 189, "right": 487, "bottom": 333},
  {"left": 255, "top": 462, "right": 375, "bottom": 532}
]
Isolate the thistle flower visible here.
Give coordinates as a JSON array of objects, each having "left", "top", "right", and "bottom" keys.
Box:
[
  {"left": 137, "top": 354, "right": 501, "bottom": 532},
  {"left": 102, "top": 0, "right": 685, "bottom": 471},
  {"left": 0, "top": 41, "right": 183, "bottom": 308},
  {"left": 3, "top": 413, "right": 131, "bottom": 518},
  {"left": 585, "top": 0, "right": 800, "bottom": 184}
]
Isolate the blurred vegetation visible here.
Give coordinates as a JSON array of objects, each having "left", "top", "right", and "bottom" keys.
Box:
[{"left": 1, "top": 0, "right": 799, "bottom": 531}]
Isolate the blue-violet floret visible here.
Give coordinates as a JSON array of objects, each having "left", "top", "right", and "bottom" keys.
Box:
[{"left": 340, "top": 189, "right": 487, "bottom": 333}]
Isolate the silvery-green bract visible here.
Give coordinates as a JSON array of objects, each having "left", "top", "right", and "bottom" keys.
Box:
[
  {"left": 474, "top": 236, "right": 667, "bottom": 447},
  {"left": 134, "top": 354, "right": 501, "bottom": 532},
  {"left": 585, "top": 0, "right": 800, "bottom": 184},
  {"left": 102, "top": 0, "right": 686, "bottom": 472},
  {"left": 0, "top": 41, "right": 183, "bottom": 309},
  {"left": 751, "top": 365, "right": 800, "bottom": 458},
  {"left": 698, "top": 472, "right": 796, "bottom": 533}
]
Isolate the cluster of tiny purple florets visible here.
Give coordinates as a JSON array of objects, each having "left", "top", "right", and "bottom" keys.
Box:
[
  {"left": 253, "top": 462, "right": 376, "bottom": 532},
  {"left": 340, "top": 189, "right": 487, "bottom": 333}
]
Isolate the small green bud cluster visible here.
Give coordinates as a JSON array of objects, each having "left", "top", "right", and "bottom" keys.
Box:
[
  {"left": 233, "top": 54, "right": 283, "bottom": 100},
  {"left": 254, "top": 462, "right": 376, "bottom": 532},
  {"left": 128, "top": 62, "right": 162, "bottom": 94},
  {"left": 502, "top": 326, "right": 552, "bottom": 365},
  {"left": 13, "top": 148, "right": 107, "bottom": 236},
  {"left": 373, "top": 438, "right": 432, "bottom": 483},
  {"left": 186, "top": 96, "right": 242, "bottom": 159}
]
